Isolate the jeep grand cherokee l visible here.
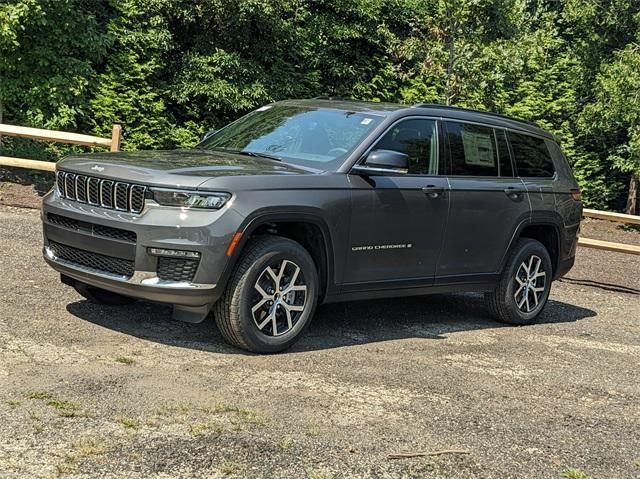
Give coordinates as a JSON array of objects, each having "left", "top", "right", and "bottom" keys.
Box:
[{"left": 42, "top": 99, "right": 582, "bottom": 353}]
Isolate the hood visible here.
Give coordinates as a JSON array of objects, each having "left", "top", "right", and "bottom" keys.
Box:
[{"left": 57, "top": 149, "right": 314, "bottom": 189}]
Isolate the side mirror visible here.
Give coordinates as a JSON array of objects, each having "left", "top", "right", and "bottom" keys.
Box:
[
  {"left": 200, "top": 130, "right": 217, "bottom": 142},
  {"left": 352, "top": 149, "right": 409, "bottom": 175}
]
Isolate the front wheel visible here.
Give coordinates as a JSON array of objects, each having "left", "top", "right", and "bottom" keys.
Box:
[
  {"left": 213, "top": 236, "right": 319, "bottom": 353},
  {"left": 485, "top": 238, "right": 552, "bottom": 325}
]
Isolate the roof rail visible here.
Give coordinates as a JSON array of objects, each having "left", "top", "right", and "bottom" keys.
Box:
[
  {"left": 312, "top": 96, "right": 354, "bottom": 101},
  {"left": 412, "top": 103, "right": 540, "bottom": 128}
]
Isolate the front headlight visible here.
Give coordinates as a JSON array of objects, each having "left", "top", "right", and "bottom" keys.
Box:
[{"left": 152, "top": 190, "right": 231, "bottom": 209}]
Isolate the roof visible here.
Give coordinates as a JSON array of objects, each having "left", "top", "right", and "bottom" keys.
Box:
[
  {"left": 277, "top": 98, "right": 553, "bottom": 139},
  {"left": 410, "top": 103, "right": 552, "bottom": 138},
  {"left": 279, "top": 98, "right": 405, "bottom": 113}
]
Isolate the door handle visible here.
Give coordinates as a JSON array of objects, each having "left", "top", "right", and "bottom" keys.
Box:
[
  {"left": 503, "top": 187, "right": 525, "bottom": 200},
  {"left": 422, "top": 185, "right": 445, "bottom": 198}
]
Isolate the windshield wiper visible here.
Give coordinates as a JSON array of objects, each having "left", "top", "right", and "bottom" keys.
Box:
[{"left": 236, "top": 150, "right": 283, "bottom": 162}]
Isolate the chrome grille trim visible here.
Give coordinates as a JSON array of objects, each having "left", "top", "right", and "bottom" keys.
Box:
[
  {"left": 100, "top": 180, "right": 114, "bottom": 209},
  {"left": 56, "top": 171, "right": 65, "bottom": 195},
  {"left": 130, "top": 185, "right": 146, "bottom": 214},
  {"left": 87, "top": 177, "right": 100, "bottom": 205},
  {"left": 114, "top": 182, "right": 129, "bottom": 211},
  {"left": 75, "top": 175, "right": 88, "bottom": 203},
  {"left": 64, "top": 173, "right": 76, "bottom": 200},
  {"left": 56, "top": 171, "right": 145, "bottom": 214}
]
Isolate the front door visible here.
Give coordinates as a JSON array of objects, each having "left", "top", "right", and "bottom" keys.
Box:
[{"left": 343, "top": 118, "right": 450, "bottom": 287}]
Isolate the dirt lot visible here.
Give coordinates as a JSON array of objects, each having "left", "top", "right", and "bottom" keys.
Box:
[{"left": 0, "top": 196, "right": 639, "bottom": 479}]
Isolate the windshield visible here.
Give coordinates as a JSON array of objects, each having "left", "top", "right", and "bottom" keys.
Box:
[{"left": 198, "top": 104, "right": 383, "bottom": 169}]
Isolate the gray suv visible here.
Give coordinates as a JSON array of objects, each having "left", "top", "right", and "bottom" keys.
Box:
[{"left": 42, "top": 99, "right": 582, "bottom": 353}]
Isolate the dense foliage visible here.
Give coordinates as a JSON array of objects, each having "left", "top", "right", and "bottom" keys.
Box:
[{"left": 1, "top": 0, "right": 639, "bottom": 211}]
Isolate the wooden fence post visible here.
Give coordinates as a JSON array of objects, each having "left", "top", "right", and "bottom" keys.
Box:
[
  {"left": 110, "top": 124, "right": 122, "bottom": 152},
  {"left": 626, "top": 174, "right": 638, "bottom": 216}
]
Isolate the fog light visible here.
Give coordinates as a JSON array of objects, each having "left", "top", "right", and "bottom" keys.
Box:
[{"left": 148, "top": 247, "right": 201, "bottom": 259}]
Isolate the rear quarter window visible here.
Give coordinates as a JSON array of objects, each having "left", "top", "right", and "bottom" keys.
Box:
[{"left": 509, "top": 132, "right": 555, "bottom": 178}]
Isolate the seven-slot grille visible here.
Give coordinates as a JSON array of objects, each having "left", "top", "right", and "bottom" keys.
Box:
[{"left": 56, "top": 171, "right": 146, "bottom": 214}]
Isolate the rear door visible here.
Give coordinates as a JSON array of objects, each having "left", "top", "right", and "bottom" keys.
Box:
[
  {"left": 436, "top": 121, "right": 530, "bottom": 281},
  {"left": 344, "top": 117, "right": 450, "bottom": 287}
]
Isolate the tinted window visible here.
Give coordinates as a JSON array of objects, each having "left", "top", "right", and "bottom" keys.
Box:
[
  {"left": 375, "top": 119, "right": 438, "bottom": 175},
  {"left": 200, "top": 105, "right": 383, "bottom": 169},
  {"left": 509, "top": 132, "right": 555, "bottom": 177},
  {"left": 446, "top": 121, "right": 498, "bottom": 176},
  {"left": 496, "top": 129, "right": 514, "bottom": 177}
]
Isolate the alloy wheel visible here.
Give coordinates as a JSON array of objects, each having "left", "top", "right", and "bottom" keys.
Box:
[
  {"left": 251, "top": 259, "right": 307, "bottom": 336},
  {"left": 513, "top": 254, "right": 547, "bottom": 313}
]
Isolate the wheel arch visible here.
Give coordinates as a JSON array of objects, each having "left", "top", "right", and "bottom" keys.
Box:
[
  {"left": 502, "top": 218, "right": 562, "bottom": 278},
  {"left": 220, "top": 209, "right": 335, "bottom": 302}
]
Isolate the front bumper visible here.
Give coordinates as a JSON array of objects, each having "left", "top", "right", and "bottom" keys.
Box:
[
  {"left": 41, "top": 189, "right": 242, "bottom": 311},
  {"left": 43, "top": 252, "right": 218, "bottom": 307}
]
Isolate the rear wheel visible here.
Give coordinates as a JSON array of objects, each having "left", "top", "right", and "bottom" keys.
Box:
[
  {"left": 74, "top": 282, "right": 136, "bottom": 306},
  {"left": 213, "top": 236, "right": 318, "bottom": 353},
  {"left": 485, "top": 238, "right": 552, "bottom": 325}
]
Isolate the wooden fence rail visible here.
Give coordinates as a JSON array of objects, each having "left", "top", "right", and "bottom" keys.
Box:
[
  {"left": 579, "top": 209, "right": 640, "bottom": 255},
  {"left": 577, "top": 237, "right": 640, "bottom": 255},
  {"left": 582, "top": 208, "right": 640, "bottom": 226},
  {"left": 0, "top": 123, "right": 121, "bottom": 172}
]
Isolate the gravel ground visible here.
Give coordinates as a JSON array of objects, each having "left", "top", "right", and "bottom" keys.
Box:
[
  {"left": 0, "top": 170, "right": 53, "bottom": 210},
  {"left": 0, "top": 205, "right": 638, "bottom": 479}
]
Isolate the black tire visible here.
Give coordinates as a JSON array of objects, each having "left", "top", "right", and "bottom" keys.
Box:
[
  {"left": 74, "top": 282, "right": 137, "bottom": 306},
  {"left": 213, "top": 235, "right": 319, "bottom": 353},
  {"left": 485, "top": 238, "right": 553, "bottom": 325}
]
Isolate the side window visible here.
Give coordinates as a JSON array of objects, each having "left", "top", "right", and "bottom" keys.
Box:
[
  {"left": 496, "top": 129, "right": 514, "bottom": 177},
  {"left": 375, "top": 119, "right": 438, "bottom": 175},
  {"left": 508, "top": 132, "right": 555, "bottom": 177},
  {"left": 446, "top": 121, "right": 499, "bottom": 176}
]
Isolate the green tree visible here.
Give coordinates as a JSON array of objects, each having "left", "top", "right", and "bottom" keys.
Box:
[
  {"left": 581, "top": 42, "right": 640, "bottom": 214},
  {"left": 0, "top": 0, "right": 110, "bottom": 159},
  {"left": 1, "top": 0, "right": 639, "bottom": 213},
  {"left": 0, "top": 0, "right": 110, "bottom": 128},
  {"left": 88, "top": 0, "right": 178, "bottom": 150}
]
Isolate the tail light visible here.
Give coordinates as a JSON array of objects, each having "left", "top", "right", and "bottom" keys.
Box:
[{"left": 570, "top": 188, "right": 582, "bottom": 201}]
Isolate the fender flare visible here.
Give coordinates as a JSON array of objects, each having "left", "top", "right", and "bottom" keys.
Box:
[
  {"left": 500, "top": 214, "right": 563, "bottom": 275},
  {"left": 218, "top": 208, "right": 336, "bottom": 299}
]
